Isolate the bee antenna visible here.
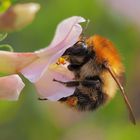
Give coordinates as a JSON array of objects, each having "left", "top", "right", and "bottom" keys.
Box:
[
  {"left": 82, "top": 19, "right": 90, "bottom": 36},
  {"left": 80, "top": 19, "right": 90, "bottom": 41}
]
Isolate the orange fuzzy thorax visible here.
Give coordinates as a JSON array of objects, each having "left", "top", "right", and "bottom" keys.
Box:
[{"left": 86, "top": 35, "right": 124, "bottom": 76}]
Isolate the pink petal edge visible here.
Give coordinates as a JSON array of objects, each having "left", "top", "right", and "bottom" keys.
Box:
[
  {"left": 0, "top": 51, "right": 38, "bottom": 75},
  {"left": 36, "top": 16, "right": 86, "bottom": 57},
  {"left": 0, "top": 75, "right": 25, "bottom": 100}
]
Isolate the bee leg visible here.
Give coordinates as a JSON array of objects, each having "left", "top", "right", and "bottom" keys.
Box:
[
  {"left": 53, "top": 78, "right": 80, "bottom": 87},
  {"left": 81, "top": 80, "right": 101, "bottom": 90},
  {"left": 38, "top": 98, "right": 48, "bottom": 100},
  {"left": 67, "top": 64, "right": 81, "bottom": 71},
  {"left": 53, "top": 78, "right": 101, "bottom": 90}
]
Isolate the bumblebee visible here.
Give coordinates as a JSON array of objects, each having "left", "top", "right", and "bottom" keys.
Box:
[{"left": 53, "top": 35, "right": 136, "bottom": 125}]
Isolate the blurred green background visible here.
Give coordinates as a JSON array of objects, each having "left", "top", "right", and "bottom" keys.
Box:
[{"left": 0, "top": 0, "right": 140, "bottom": 140}]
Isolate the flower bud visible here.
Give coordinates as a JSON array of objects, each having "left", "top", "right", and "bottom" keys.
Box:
[{"left": 0, "top": 3, "right": 40, "bottom": 32}]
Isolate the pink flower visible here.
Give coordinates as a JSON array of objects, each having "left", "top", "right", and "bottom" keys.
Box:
[{"left": 0, "top": 16, "right": 85, "bottom": 101}]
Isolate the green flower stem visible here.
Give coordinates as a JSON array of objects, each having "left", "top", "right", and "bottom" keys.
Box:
[{"left": 0, "top": 44, "right": 14, "bottom": 52}]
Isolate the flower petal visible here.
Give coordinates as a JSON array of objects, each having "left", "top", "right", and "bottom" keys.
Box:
[
  {"left": 21, "top": 49, "right": 73, "bottom": 83},
  {"left": 0, "top": 75, "right": 25, "bottom": 100},
  {"left": 36, "top": 16, "right": 86, "bottom": 56},
  {"left": 0, "top": 51, "right": 38, "bottom": 75},
  {"left": 21, "top": 16, "right": 85, "bottom": 83},
  {"left": 20, "top": 56, "right": 50, "bottom": 82},
  {"left": 35, "top": 64, "right": 75, "bottom": 101}
]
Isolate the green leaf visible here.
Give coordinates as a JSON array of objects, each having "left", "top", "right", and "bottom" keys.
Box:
[
  {"left": 0, "top": 32, "right": 8, "bottom": 41},
  {"left": 0, "top": 0, "right": 11, "bottom": 13},
  {"left": 0, "top": 44, "right": 14, "bottom": 51}
]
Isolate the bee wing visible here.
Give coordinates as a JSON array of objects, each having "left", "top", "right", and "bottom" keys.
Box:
[{"left": 105, "top": 64, "right": 136, "bottom": 125}]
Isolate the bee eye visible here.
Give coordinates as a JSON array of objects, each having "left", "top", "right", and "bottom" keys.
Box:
[{"left": 71, "top": 46, "right": 88, "bottom": 56}]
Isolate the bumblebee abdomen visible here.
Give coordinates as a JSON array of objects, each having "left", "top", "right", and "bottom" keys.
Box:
[
  {"left": 59, "top": 87, "right": 108, "bottom": 111},
  {"left": 101, "top": 71, "right": 118, "bottom": 99}
]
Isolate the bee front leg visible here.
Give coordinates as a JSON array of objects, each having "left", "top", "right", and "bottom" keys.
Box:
[
  {"left": 53, "top": 78, "right": 80, "bottom": 87},
  {"left": 53, "top": 78, "right": 101, "bottom": 90},
  {"left": 38, "top": 98, "right": 48, "bottom": 100}
]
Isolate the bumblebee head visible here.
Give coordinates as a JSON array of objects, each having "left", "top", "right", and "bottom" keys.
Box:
[{"left": 62, "top": 41, "right": 94, "bottom": 65}]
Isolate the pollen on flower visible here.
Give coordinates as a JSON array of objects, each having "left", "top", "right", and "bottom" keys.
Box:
[{"left": 56, "top": 57, "right": 66, "bottom": 65}]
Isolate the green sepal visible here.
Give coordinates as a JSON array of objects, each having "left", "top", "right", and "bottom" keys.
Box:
[
  {"left": 0, "top": 44, "right": 14, "bottom": 52},
  {"left": 0, "top": 32, "right": 8, "bottom": 41}
]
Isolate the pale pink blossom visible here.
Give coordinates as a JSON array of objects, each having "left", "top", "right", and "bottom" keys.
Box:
[{"left": 0, "top": 16, "right": 85, "bottom": 101}]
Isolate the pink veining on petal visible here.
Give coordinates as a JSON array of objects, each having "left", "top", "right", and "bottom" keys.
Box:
[
  {"left": 0, "top": 74, "right": 25, "bottom": 100},
  {"left": 0, "top": 51, "right": 38, "bottom": 75}
]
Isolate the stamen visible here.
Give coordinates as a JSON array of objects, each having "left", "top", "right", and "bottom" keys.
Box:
[{"left": 56, "top": 57, "right": 66, "bottom": 65}]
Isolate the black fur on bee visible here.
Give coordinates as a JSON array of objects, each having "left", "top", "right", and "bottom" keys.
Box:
[
  {"left": 54, "top": 36, "right": 136, "bottom": 125},
  {"left": 62, "top": 42, "right": 95, "bottom": 72},
  {"left": 57, "top": 75, "right": 108, "bottom": 111},
  {"left": 59, "top": 88, "right": 107, "bottom": 111},
  {"left": 56, "top": 41, "right": 108, "bottom": 111}
]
